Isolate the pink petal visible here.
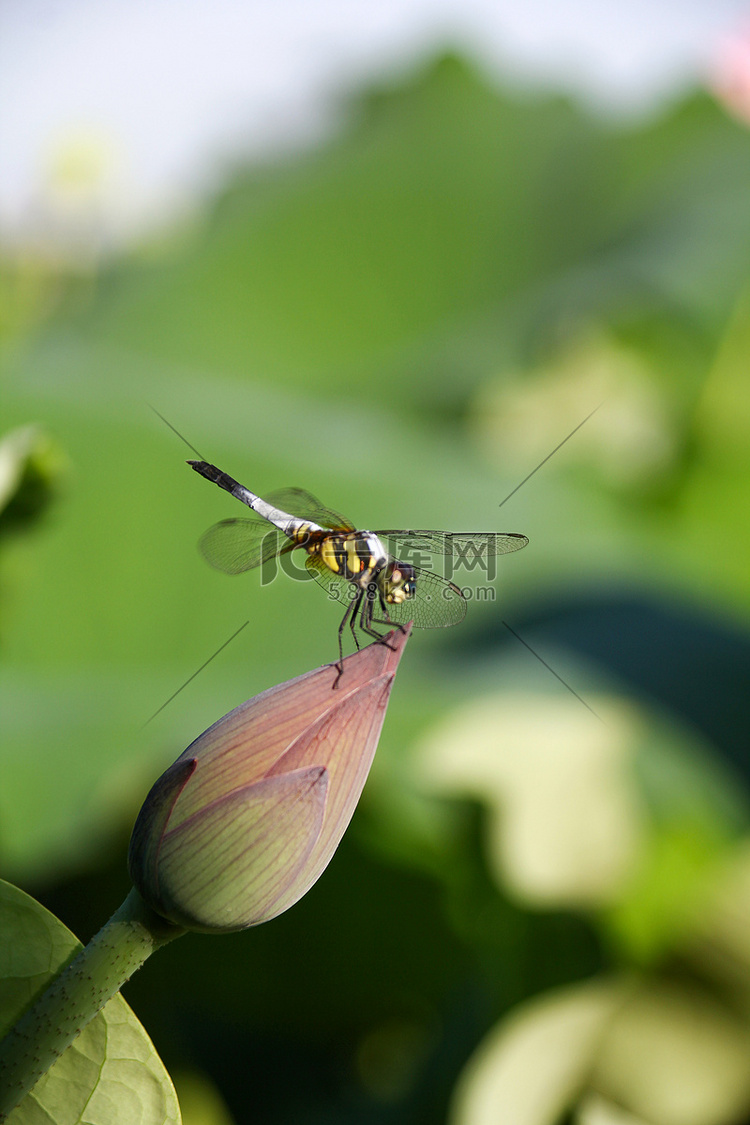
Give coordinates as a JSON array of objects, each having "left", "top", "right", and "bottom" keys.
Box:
[
  {"left": 264, "top": 675, "right": 396, "bottom": 919},
  {"left": 170, "top": 627, "right": 410, "bottom": 829},
  {"left": 154, "top": 767, "right": 329, "bottom": 930}
]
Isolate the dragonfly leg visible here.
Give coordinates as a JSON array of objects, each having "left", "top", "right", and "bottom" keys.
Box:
[
  {"left": 334, "top": 588, "right": 362, "bottom": 687},
  {"left": 378, "top": 590, "right": 407, "bottom": 634},
  {"left": 373, "top": 589, "right": 409, "bottom": 637},
  {"left": 349, "top": 594, "right": 363, "bottom": 653},
  {"left": 371, "top": 615, "right": 409, "bottom": 638},
  {"left": 369, "top": 594, "right": 409, "bottom": 641},
  {"left": 358, "top": 585, "right": 398, "bottom": 650}
]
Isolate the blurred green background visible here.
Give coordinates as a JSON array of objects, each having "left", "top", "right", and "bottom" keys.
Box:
[{"left": 4, "top": 45, "right": 750, "bottom": 1125}]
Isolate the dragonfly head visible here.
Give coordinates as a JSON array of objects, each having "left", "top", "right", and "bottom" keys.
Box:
[{"left": 381, "top": 561, "right": 417, "bottom": 605}]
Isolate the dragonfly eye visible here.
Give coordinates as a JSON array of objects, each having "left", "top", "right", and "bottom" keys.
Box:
[{"left": 387, "top": 562, "right": 416, "bottom": 601}]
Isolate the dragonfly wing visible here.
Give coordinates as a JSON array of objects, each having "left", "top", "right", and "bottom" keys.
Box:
[
  {"left": 470, "top": 532, "right": 528, "bottom": 555},
  {"left": 304, "top": 553, "right": 357, "bottom": 605},
  {"left": 375, "top": 530, "right": 529, "bottom": 560},
  {"left": 199, "top": 518, "right": 294, "bottom": 574},
  {"left": 305, "top": 555, "right": 464, "bottom": 631},
  {"left": 379, "top": 565, "right": 467, "bottom": 629},
  {"left": 265, "top": 487, "right": 355, "bottom": 531}
]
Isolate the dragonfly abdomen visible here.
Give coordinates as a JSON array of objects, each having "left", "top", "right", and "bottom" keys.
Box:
[{"left": 189, "top": 461, "right": 322, "bottom": 539}]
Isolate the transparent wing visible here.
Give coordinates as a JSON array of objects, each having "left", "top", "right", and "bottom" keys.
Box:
[
  {"left": 375, "top": 530, "right": 528, "bottom": 560},
  {"left": 304, "top": 552, "right": 358, "bottom": 603},
  {"left": 199, "top": 518, "right": 295, "bottom": 574},
  {"left": 378, "top": 565, "right": 467, "bottom": 629},
  {"left": 265, "top": 487, "right": 355, "bottom": 531},
  {"left": 305, "top": 555, "right": 467, "bottom": 631}
]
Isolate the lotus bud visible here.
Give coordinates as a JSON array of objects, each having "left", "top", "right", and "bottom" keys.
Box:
[{"left": 129, "top": 627, "right": 410, "bottom": 932}]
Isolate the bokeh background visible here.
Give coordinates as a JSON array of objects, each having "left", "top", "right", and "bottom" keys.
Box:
[{"left": 4, "top": 3, "right": 750, "bottom": 1123}]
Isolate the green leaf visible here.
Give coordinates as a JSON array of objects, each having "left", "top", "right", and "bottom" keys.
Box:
[
  {"left": 449, "top": 980, "right": 624, "bottom": 1125},
  {"left": 590, "top": 980, "right": 750, "bottom": 1125},
  {"left": 0, "top": 424, "right": 63, "bottom": 529},
  {"left": 451, "top": 975, "right": 750, "bottom": 1125},
  {"left": 576, "top": 1093, "right": 651, "bottom": 1124},
  {"left": 3, "top": 54, "right": 750, "bottom": 892},
  {"left": 414, "top": 692, "right": 644, "bottom": 908},
  {"left": 0, "top": 880, "right": 180, "bottom": 1124}
]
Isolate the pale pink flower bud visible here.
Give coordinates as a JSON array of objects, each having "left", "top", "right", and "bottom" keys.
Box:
[{"left": 129, "top": 628, "right": 410, "bottom": 932}]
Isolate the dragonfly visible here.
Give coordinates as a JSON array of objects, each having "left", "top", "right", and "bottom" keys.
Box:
[{"left": 189, "top": 459, "right": 528, "bottom": 673}]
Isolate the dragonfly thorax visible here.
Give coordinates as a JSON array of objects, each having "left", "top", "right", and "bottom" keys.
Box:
[
  {"left": 188, "top": 460, "right": 528, "bottom": 676},
  {"left": 309, "top": 530, "right": 389, "bottom": 587}
]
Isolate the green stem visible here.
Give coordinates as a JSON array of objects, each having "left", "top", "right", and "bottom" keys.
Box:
[{"left": 0, "top": 886, "right": 185, "bottom": 1119}]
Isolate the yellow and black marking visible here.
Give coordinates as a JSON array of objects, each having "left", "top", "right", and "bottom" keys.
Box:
[
  {"left": 306, "top": 531, "right": 380, "bottom": 586},
  {"left": 289, "top": 522, "right": 316, "bottom": 546},
  {"left": 188, "top": 458, "right": 525, "bottom": 686}
]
